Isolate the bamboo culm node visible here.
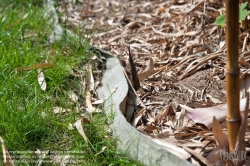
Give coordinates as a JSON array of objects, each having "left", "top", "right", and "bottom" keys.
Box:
[
  {"left": 226, "top": 117, "right": 241, "bottom": 123},
  {"left": 226, "top": 68, "right": 240, "bottom": 75}
]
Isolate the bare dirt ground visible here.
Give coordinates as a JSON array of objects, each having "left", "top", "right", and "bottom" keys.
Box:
[{"left": 57, "top": 0, "right": 250, "bottom": 165}]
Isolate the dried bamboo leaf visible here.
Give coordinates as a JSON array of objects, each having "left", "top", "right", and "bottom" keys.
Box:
[
  {"left": 37, "top": 69, "right": 46, "bottom": 91},
  {"left": 0, "top": 136, "right": 14, "bottom": 166},
  {"left": 152, "top": 27, "right": 201, "bottom": 37},
  {"left": 86, "top": 90, "right": 94, "bottom": 113},
  {"left": 143, "top": 124, "right": 157, "bottom": 132},
  {"left": 181, "top": 145, "right": 213, "bottom": 166},
  {"left": 86, "top": 63, "right": 95, "bottom": 92},
  {"left": 155, "top": 105, "right": 174, "bottom": 122},
  {"left": 212, "top": 117, "right": 228, "bottom": 150},
  {"left": 17, "top": 63, "right": 54, "bottom": 71},
  {"left": 148, "top": 58, "right": 154, "bottom": 71},
  {"left": 180, "top": 97, "right": 248, "bottom": 128},
  {"left": 122, "top": 67, "right": 145, "bottom": 108},
  {"left": 138, "top": 70, "right": 161, "bottom": 82},
  {"left": 124, "top": 21, "right": 139, "bottom": 30},
  {"left": 67, "top": 90, "right": 78, "bottom": 103},
  {"left": 183, "top": 0, "right": 205, "bottom": 16},
  {"left": 53, "top": 107, "right": 70, "bottom": 114},
  {"left": 128, "top": 46, "right": 140, "bottom": 91},
  {"left": 176, "top": 108, "right": 189, "bottom": 128},
  {"left": 156, "top": 6, "right": 169, "bottom": 15},
  {"left": 74, "top": 119, "right": 88, "bottom": 144},
  {"left": 206, "top": 147, "right": 227, "bottom": 165},
  {"left": 133, "top": 108, "right": 145, "bottom": 126},
  {"left": 234, "top": 92, "right": 249, "bottom": 164}
]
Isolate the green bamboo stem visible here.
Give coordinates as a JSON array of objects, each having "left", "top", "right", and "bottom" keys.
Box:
[{"left": 225, "top": 0, "right": 241, "bottom": 152}]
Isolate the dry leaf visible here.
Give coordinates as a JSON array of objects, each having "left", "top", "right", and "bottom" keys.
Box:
[
  {"left": 86, "top": 64, "right": 95, "bottom": 92},
  {"left": 81, "top": 117, "right": 90, "bottom": 124},
  {"left": 67, "top": 91, "right": 78, "bottom": 103},
  {"left": 138, "top": 70, "right": 161, "bottom": 82},
  {"left": 86, "top": 90, "right": 94, "bottom": 113},
  {"left": 148, "top": 58, "right": 154, "bottom": 71},
  {"left": 239, "top": 57, "right": 249, "bottom": 67},
  {"left": 59, "top": 155, "right": 70, "bottom": 165},
  {"left": 35, "top": 149, "right": 49, "bottom": 166},
  {"left": 74, "top": 119, "right": 88, "bottom": 144},
  {"left": 152, "top": 27, "right": 201, "bottom": 37},
  {"left": 17, "top": 63, "right": 54, "bottom": 71},
  {"left": 219, "top": 41, "right": 225, "bottom": 48},
  {"left": 180, "top": 97, "right": 249, "bottom": 128},
  {"left": 124, "top": 21, "right": 139, "bottom": 30},
  {"left": 41, "top": 112, "right": 46, "bottom": 119},
  {"left": 88, "top": 70, "right": 95, "bottom": 91},
  {"left": 53, "top": 107, "right": 70, "bottom": 114},
  {"left": 128, "top": 46, "right": 140, "bottom": 91},
  {"left": 244, "top": 158, "right": 250, "bottom": 165},
  {"left": 206, "top": 147, "right": 226, "bottom": 165},
  {"left": 181, "top": 145, "right": 213, "bottom": 166},
  {"left": 122, "top": 67, "right": 146, "bottom": 108},
  {"left": 143, "top": 124, "right": 157, "bottom": 133},
  {"left": 191, "top": 157, "right": 201, "bottom": 166},
  {"left": 155, "top": 105, "right": 174, "bottom": 123},
  {"left": 37, "top": 69, "right": 46, "bottom": 91},
  {"left": 94, "top": 146, "right": 107, "bottom": 156},
  {"left": 133, "top": 108, "right": 145, "bottom": 126},
  {"left": 175, "top": 108, "right": 189, "bottom": 128},
  {"left": 234, "top": 92, "right": 249, "bottom": 164},
  {"left": 92, "top": 99, "right": 104, "bottom": 105},
  {"left": 212, "top": 117, "right": 228, "bottom": 150},
  {"left": 206, "top": 94, "right": 223, "bottom": 104},
  {"left": 156, "top": 6, "right": 169, "bottom": 15},
  {"left": 0, "top": 136, "right": 14, "bottom": 166},
  {"left": 68, "top": 123, "right": 74, "bottom": 130}
]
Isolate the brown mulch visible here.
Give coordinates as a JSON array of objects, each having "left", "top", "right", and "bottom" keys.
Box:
[{"left": 57, "top": 0, "right": 250, "bottom": 165}]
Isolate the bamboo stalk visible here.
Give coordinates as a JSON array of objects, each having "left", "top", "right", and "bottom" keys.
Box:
[{"left": 225, "top": 0, "right": 241, "bottom": 152}]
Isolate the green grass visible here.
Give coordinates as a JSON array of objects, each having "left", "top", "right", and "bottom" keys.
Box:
[{"left": 0, "top": 1, "right": 140, "bottom": 165}]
